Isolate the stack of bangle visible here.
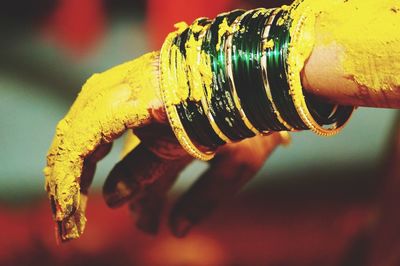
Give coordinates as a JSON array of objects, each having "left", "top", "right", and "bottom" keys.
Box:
[{"left": 159, "top": 2, "right": 355, "bottom": 161}]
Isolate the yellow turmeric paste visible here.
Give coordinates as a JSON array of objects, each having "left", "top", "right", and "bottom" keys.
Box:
[
  {"left": 44, "top": 52, "right": 161, "bottom": 240},
  {"left": 45, "top": 0, "right": 400, "bottom": 240},
  {"left": 314, "top": 0, "right": 400, "bottom": 93},
  {"left": 289, "top": 0, "right": 400, "bottom": 106}
]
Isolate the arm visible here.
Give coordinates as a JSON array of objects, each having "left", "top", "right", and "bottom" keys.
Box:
[
  {"left": 44, "top": 0, "right": 400, "bottom": 241},
  {"left": 303, "top": 0, "right": 400, "bottom": 108}
]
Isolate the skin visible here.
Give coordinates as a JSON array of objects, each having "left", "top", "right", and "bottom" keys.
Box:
[
  {"left": 45, "top": 0, "right": 400, "bottom": 242},
  {"left": 301, "top": 0, "right": 400, "bottom": 107}
]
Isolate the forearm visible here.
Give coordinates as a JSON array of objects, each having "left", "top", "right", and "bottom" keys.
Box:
[
  {"left": 156, "top": 0, "right": 400, "bottom": 110},
  {"left": 155, "top": 0, "right": 400, "bottom": 159},
  {"left": 301, "top": 0, "right": 400, "bottom": 108}
]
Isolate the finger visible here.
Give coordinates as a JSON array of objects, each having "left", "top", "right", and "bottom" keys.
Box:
[
  {"left": 169, "top": 132, "right": 289, "bottom": 237},
  {"left": 44, "top": 52, "right": 160, "bottom": 241},
  {"left": 103, "top": 123, "right": 190, "bottom": 208},
  {"left": 103, "top": 123, "right": 192, "bottom": 234},
  {"left": 120, "top": 131, "right": 140, "bottom": 159},
  {"left": 51, "top": 143, "right": 127, "bottom": 243},
  {"left": 81, "top": 143, "right": 113, "bottom": 194},
  {"left": 53, "top": 143, "right": 113, "bottom": 242},
  {"left": 103, "top": 143, "right": 163, "bottom": 208},
  {"left": 129, "top": 156, "right": 189, "bottom": 235}
]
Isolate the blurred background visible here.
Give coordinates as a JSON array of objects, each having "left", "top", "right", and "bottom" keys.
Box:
[{"left": 0, "top": 0, "right": 399, "bottom": 265}]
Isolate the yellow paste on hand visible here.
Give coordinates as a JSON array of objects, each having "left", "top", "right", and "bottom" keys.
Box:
[
  {"left": 289, "top": 0, "right": 400, "bottom": 106},
  {"left": 216, "top": 18, "right": 233, "bottom": 51},
  {"left": 44, "top": 52, "right": 160, "bottom": 240},
  {"left": 166, "top": 21, "right": 215, "bottom": 104},
  {"left": 314, "top": 0, "right": 400, "bottom": 93},
  {"left": 45, "top": 0, "right": 400, "bottom": 241}
]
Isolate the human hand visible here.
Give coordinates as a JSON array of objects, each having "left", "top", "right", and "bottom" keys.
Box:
[
  {"left": 44, "top": 0, "right": 400, "bottom": 242},
  {"left": 44, "top": 51, "right": 289, "bottom": 242},
  {"left": 44, "top": 52, "right": 162, "bottom": 241}
]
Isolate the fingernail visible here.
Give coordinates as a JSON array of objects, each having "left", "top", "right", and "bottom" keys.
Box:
[
  {"left": 279, "top": 131, "right": 291, "bottom": 146},
  {"left": 132, "top": 201, "right": 162, "bottom": 235},
  {"left": 105, "top": 193, "right": 129, "bottom": 208},
  {"left": 50, "top": 196, "right": 57, "bottom": 217},
  {"left": 55, "top": 221, "right": 63, "bottom": 245},
  {"left": 65, "top": 204, "right": 77, "bottom": 218},
  {"left": 171, "top": 216, "right": 193, "bottom": 238},
  {"left": 105, "top": 181, "right": 138, "bottom": 208},
  {"left": 50, "top": 196, "right": 65, "bottom": 221}
]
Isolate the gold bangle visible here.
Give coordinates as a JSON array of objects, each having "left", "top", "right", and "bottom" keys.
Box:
[
  {"left": 225, "top": 13, "right": 264, "bottom": 136},
  {"left": 159, "top": 29, "right": 215, "bottom": 161},
  {"left": 287, "top": 7, "right": 354, "bottom": 136},
  {"left": 260, "top": 8, "right": 296, "bottom": 132}
]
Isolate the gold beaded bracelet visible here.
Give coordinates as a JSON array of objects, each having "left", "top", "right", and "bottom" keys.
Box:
[{"left": 287, "top": 4, "right": 354, "bottom": 136}]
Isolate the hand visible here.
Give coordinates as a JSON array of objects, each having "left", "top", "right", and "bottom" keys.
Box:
[
  {"left": 44, "top": 0, "right": 400, "bottom": 241},
  {"left": 104, "top": 126, "right": 289, "bottom": 237},
  {"left": 44, "top": 51, "right": 289, "bottom": 241},
  {"left": 44, "top": 52, "right": 161, "bottom": 241}
]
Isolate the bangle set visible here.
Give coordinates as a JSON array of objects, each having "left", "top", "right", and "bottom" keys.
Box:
[{"left": 159, "top": 3, "right": 355, "bottom": 161}]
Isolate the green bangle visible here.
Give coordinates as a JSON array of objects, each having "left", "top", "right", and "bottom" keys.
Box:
[{"left": 206, "top": 10, "right": 257, "bottom": 141}]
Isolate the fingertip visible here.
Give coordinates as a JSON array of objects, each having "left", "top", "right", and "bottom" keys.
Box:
[
  {"left": 89, "top": 143, "right": 113, "bottom": 162},
  {"left": 103, "top": 144, "right": 160, "bottom": 209},
  {"left": 169, "top": 214, "right": 193, "bottom": 238},
  {"left": 55, "top": 221, "right": 63, "bottom": 245},
  {"left": 50, "top": 196, "right": 57, "bottom": 218},
  {"left": 104, "top": 193, "right": 131, "bottom": 209},
  {"left": 278, "top": 131, "right": 292, "bottom": 146},
  {"left": 103, "top": 179, "right": 140, "bottom": 208},
  {"left": 168, "top": 203, "right": 195, "bottom": 238},
  {"left": 130, "top": 196, "right": 166, "bottom": 236}
]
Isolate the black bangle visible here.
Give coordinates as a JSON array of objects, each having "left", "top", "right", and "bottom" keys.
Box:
[
  {"left": 231, "top": 10, "right": 276, "bottom": 132},
  {"left": 266, "top": 9, "right": 308, "bottom": 130},
  {"left": 242, "top": 10, "right": 277, "bottom": 130},
  {"left": 247, "top": 9, "right": 289, "bottom": 131},
  {"left": 160, "top": 5, "right": 355, "bottom": 161},
  {"left": 204, "top": 11, "right": 256, "bottom": 141},
  {"left": 174, "top": 25, "right": 226, "bottom": 148}
]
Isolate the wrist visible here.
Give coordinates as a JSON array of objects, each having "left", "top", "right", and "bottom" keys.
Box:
[{"left": 159, "top": 1, "right": 355, "bottom": 160}]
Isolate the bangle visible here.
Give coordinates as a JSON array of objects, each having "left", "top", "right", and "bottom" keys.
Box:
[
  {"left": 205, "top": 11, "right": 257, "bottom": 141},
  {"left": 260, "top": 8, "right": 296, "bottom": 131},
  {"left": 159, "top": 4, "right": 355, "bottom": 160},
  {"left": 225, "top": 16, "right": 264, "bottom": 135},
  {"left": 286, "top": 4, "right": 354, "bottom": 136},
  {"left": 174, "top": 28, "right": 206, "bottom": 147},
  {"left": 174, "top": 20, "right": 225, "bottom": 149},
  {"left": 160, "top": 26, "right": 216, "bottom": 161},
  {"left": 266, "top": 8, "right": 309, "bottom": 130},
  {"left": 197, "top": 23, "right": 233, "bottom": 144},
  {"left": 256, "top": 8, "right": 295, "bottom": 131},
  {"left": 230, "top": 10, "right": 277, "bottom": 132},
  {"left": 242, "top": 9, "right": 283, "bottom": 131}
]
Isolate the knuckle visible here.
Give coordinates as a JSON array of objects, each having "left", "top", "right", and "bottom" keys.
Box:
[
  {"left": 228, "top": 154, "right": 264, "bottom": 173},
  {"left": 55, "top": 119, "right": 69, "bottom": 136},
  {"left": 84, "top": 73, "right": 100, "bottom": 88}
]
